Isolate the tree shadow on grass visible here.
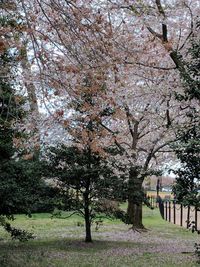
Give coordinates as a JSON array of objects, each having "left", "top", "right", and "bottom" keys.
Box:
[
  {"left": 0, "top": 239, "right": 144, "bottom": 267},
  {"left": 0, "top": 238, "right": 142, "bottom": 254},
  {"left": 0, "top": 238, "right": 196, "bottom": 267}
]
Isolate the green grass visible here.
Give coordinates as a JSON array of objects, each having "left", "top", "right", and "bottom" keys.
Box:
[{"left": 0, "top": 207, "right": 199, "bottom": 267}]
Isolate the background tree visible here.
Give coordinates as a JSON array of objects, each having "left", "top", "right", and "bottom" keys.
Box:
[
  {"left": 108, "top": 0, "right": 200, "bottom": 228},
  {"left": 0, "top": 11, "right": 58, "bottom": 239},
  {"left": 172, "top": 124, "right": 200, "bottom": 207},
  {"left": 172, "top": 21, "right": 200, "bottom": 207}
]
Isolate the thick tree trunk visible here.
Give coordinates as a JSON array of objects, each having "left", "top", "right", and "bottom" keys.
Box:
[
  {"left": 127, "top": 202, "right": 143, "bottom": 229},
  {"left": 127, "top": 167, "right": 144, "bottom": 229}
]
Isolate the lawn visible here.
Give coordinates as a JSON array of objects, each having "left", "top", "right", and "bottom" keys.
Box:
[
  {"left": 0, "top": 207, "right": 199, "bottom": 267},
  {"left": 147, "top": 191, "right": 173, "bottom": 199}
]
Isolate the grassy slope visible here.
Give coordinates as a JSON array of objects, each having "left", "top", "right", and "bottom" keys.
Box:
[{"left": 0, "top": 207, "right": 199, "bottom": 267}]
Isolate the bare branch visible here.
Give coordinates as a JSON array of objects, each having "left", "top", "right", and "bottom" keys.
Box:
[
  {"left": 146, "top": 26, "right": 163, "bottom": 40},
  {"left": 162, "top": 23, "right": 168, "bottom": 42},
  {"left": 51, "top": 210, "right": 84, "bottom": 219},
  {"left": 178, "top": 1, "right": 194, "bottom": 51},
  {"left": 155, "top": 0, "right": 165, "bottom": 17},
  {"left": 125, "top": 60, "right": 176, "bottom": 70}
]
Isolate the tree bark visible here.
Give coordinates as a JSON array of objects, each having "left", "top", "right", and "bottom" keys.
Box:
[
  {"left": 20, "top": 44, "right": 40, "bottom": 152},
  {"left": 127, "top": 202, "right": 144, "bottom": 229},
  {"left": 83, "top": 185, "right": 92, "bottom": 242},
  {"left": 127, "top": 166, "right": 144, "bottom": 229},
  {"left": 20, "top": 45, "right": 39, "bottom": 115}
]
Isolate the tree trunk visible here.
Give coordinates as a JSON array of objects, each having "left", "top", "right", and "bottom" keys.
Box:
[
  {"left": 84, "top": 189, "right": 92, "bottom": 242},
  {"left": 127, "top": 166, "right": 144, "bottom": 229},
  {"left": 21, "top": 45, "right": 39, "bottom": 115},
  {"left": 127, "top": 202, "right": 143, "bottom": 229},
  {"left": 20, "top": 44, "right": 40, "bottom": 153}
]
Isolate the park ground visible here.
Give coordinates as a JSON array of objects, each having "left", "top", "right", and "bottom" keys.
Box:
[{"left": 0, "top": 205, "right": 200, "bottom": 267}]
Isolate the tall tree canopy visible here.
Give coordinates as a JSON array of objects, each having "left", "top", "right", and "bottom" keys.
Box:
[{"left": 2, "top": 0, "right": 200, "bottom": 230}]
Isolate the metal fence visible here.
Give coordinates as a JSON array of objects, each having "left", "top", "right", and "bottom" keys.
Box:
[
  {"left": 147, "top": 195, "right": 157, "bottom": 208},
  {"left": 159, "top": 200, "right": 199, "bottom": 231}
]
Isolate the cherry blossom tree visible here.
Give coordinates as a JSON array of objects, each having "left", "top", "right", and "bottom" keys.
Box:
[
  {"left": 9, "top": 0, "right": 200, "bottom": 230},
  {"left": 107, "top": 0, "right": 200, "bottom": 228}
]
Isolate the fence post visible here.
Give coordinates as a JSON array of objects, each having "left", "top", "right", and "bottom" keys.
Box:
[
  {"left": 158, "top": 197, "right": 164, "bottom": 219},
  {"left": 195, "top": 207, "right": 198, "bottom": 231},
  {"left": 187, "top": 206, "right": 190, "bottom": 229},
  {"left": 180, "top": 204, "right": 183, "bottom": 227},
  {"left": 173, "top": 201, "right": 176, "bottom": 224},
  {"left": 169, "top": 201, "right": 171, "bottom": 222},
  {"left": 165, "top": 201, "right": 168, "bottom": 221}
]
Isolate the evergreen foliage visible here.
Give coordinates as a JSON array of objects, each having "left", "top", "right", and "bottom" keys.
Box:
[
  {"left": 172, "top": 124, "right": 200, "bottom": 206},
  {"left": 172, "top": 25, "right": 200, "bottom": 206},
  {"left": 0, "top": 14, "right": 57, "bottom": 239},
  {"left": 43, "top": 144, "right": 126, "bottom": 242}
]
